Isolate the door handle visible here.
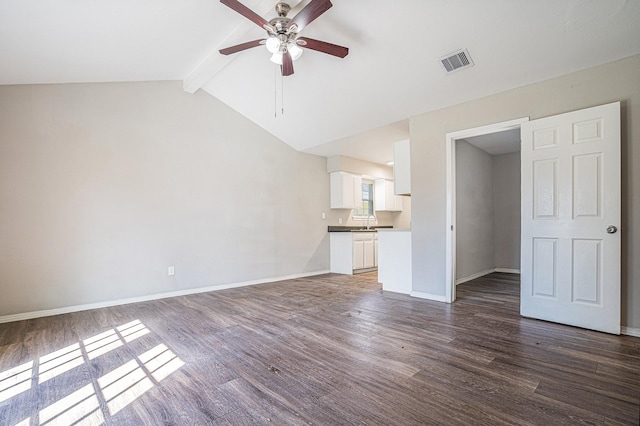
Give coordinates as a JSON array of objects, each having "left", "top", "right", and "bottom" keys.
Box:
[{"left": 606, "top": 225, "right": 618, "bottom": 234}]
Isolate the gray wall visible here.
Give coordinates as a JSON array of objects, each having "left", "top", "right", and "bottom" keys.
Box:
[
  {"left": 410, "top": 54, "right": 640, "bottom": 329},
  {"left": 455, "top": 140, "right": 495, "bottom": 279},
  {"left": 0, "top": 81, "right": 331, "bottom": 317},
  {"left": 493, "top": 152, "right": 521, "bottom": 270}
]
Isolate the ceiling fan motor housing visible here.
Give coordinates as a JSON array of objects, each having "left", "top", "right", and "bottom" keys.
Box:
[
  {"left": 275, "top": 2, "right": 290, "bottom": 17},
  {"left": 269, "top": 17, "right": 292, "bottom": 33},
  {"left": 268, "top": 3, "right": 298, "bottom": 54}
]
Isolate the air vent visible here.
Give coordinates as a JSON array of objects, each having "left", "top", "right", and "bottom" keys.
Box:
[{"left": 439, "top": 48, "right": 474, "bottom": 73}]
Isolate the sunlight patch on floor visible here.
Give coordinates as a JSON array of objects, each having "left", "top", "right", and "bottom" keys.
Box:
[
  {"left": 139, "top": 343, "right": 185, "bottom": 382},
  {"left": 0, "top": 320, "right": 185, "bottom": 425},
  {"left": 100, "top": 358, "right": 154, "bottom": 415},
  {"left": 117, "top": 319, "right": 150, "bottom": 343},
  {"left": 39, "top": 343, "right": 84, "bottom": 384},
  {"left": 38, "top": 383, "right": 103, "bottom": 426},
  {"left": 0, "top": 361, "right": 33, "bottom": 403},
  {"left": 83, "top": 329, "right": 123, "bottom": 360}
]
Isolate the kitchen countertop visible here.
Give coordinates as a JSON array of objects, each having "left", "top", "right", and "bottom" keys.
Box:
[{"left": 327, "top": 226, "right": 393, "bottom": 232}]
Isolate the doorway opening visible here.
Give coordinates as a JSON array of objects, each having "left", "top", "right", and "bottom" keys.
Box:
[{"left": 445, "top": 118, "right": 529, "bottom": 303}]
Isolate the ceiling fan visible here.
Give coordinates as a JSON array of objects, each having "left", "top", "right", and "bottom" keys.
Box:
[{"left": 218, "top": 0, "right": 349, "bottom": 76}]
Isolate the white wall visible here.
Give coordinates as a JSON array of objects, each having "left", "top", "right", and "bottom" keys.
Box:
[
  {"left": 0, "top": 81, "right": 330, "bottom": 317},
  {"left": 410, "top": 54, "right": 640, "bottom": 329},
  {"left": 493, "top": 152, "right": 521, "bottom": 270},
  {"left": 455, "top": 140, "right": 495, "bottom": 279}
]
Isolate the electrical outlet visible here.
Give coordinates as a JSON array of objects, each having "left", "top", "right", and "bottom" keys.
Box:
[
  {"left": 168, "top": 266, "right": 175, "bottom": 276},
  {"left": 321, "top": 211, "right": 326, "bottom": 220},
  {"left": 338, "top": 218, "right": 343, "bottom": 224}
]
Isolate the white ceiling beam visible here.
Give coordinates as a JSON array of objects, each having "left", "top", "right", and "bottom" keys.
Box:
[{"left": 183, "top": 0, "right": 304, "bottom": 94}]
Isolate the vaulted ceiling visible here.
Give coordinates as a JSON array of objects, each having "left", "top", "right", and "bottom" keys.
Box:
[{"left": 2, "top": 0, "right": 639, "bottom": 164}]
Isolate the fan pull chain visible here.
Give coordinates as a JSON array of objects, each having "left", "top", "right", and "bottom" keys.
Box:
[
  {"left": 274, "top": 66, "right": 277, "bottom": 118},
  {"left": 281, "top": 73, "right": 284, "bottom": 115}
]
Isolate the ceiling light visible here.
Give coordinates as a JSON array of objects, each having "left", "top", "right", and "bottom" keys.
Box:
[
  {"left": 270, "top": 52, "right": 283, "bottom": 65},
  {"left": 288, "top": 43, "right": 303, "bottom": 61},
  {"left": 265, "top": 37, "right": 281, "bottom": 54},
  {"left": 218, "top": 1, "right": 350, "bottom": 77}
]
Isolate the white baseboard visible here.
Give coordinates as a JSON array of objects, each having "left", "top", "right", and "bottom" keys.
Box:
[
  {"left": 455, "top": 268, "right": 521, "bottom": 285},
  {"left": 455, "top": 269, "right": 495, "bottom": 285},
  {"left": 495, "top": 268, "right": 520, "bottom": 274},
  {"left": 621, "top": 326, "right": 640, "bottom": 338},
  {"left": 0, "top": 270, "right": 331, "bottom": 325},
  {"left": 410, "top": 291, "right": 447, "bottom": 303}
]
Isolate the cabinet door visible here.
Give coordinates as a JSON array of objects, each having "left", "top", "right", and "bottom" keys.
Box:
[
  {"left": 393, "top": 194, "right": 404, "bottom": 212},
  {"left": 374, "top": 179, "right": 386, "bottom": 211},
  {"left": 353, "top": 175, "right": 362, "bottom": 212},
  {"left": 387, "top": 183, "right": 404, "bottom": 212},
  {"left": 375, "top": 179, "right": 403, "bottom": 211},
  {"left": 331, "top": 172, "right": 358, "bottom": 209},
  {"left": 385, "top": 182, "right": 396, "bottom": 210},
  {"left": 393, "top": 140, "right": 411, "bottom": 195},
  {"left": 374, "top": 239, "right": 379, "bottom": 267},
  {"left": 363, "top": 240, "right": 375, "bottom": 268},
  {"left": 353, "top": 240, "right": 364, "bottom": 269}
]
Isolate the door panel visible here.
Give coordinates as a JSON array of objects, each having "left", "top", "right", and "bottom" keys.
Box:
[
  {"left": 532, "top": 238, "right": 558, "bottom": 298},
  {"left": 533, "top": 127, "right": 558, "bottom": 149},
  {"left": 573, "top": 153, "right": 602, "bottom": 218},
  {"left": 571, "top": 238, "right": 602, "bottom": 305},
  {"left": 533, "top": 159, "right": 558, "bottom": 219},
  {"left": 521, "top": 102, "right": 620, "bottom": 334}
]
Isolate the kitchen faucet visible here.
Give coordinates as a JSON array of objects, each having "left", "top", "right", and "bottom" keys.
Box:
[{"left": 366, "top": 214, "right": 376, "bottom": 230}]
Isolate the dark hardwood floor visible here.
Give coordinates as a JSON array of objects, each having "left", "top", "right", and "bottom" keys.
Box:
[{"left": 0, "top": 272, "right": 638, "bottom": 425}]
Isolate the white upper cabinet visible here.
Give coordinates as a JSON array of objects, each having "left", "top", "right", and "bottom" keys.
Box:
[
  {"left": 393, "top": 140, "right": 411, "bottom": 195},
  {"left": 374, "top": 179, "right": 403, "bottom": 212},
  {"left": 330, "top": 172, "right": 362, "bottom": 209}
]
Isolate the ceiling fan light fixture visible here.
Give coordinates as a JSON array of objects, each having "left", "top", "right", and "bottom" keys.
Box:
[
  {"left": 265, "top": 36, "right": 281, "bottom": 54},
  {"left": 288, "top": 43, "right": 303, "bottom": 61},
  {"left": 218, "top": 0, "right": 350, "bottom": 77},
  {"left": 270, "top": 52, "right": 283, "bottom": 65}
]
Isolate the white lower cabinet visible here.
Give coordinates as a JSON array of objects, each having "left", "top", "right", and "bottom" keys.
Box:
[
  {"left": 373, "top": 238, "right": 378, "bottom": 268},
  {"left": 353, "top": 240, "right": 365, "bottom": 269},
  {"left": 364, "top": 239, "right": 375, "bottom": 268},
  {"left": 330, "top": 231, "right": 378, "bottom": 274},
  {"left": 353, "top": 232, "right": 377, "bottom": 271}
]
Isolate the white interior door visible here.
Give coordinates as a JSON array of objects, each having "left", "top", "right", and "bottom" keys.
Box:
[{"left": 521, "top": 102, "right": 621, "bottom": 334}]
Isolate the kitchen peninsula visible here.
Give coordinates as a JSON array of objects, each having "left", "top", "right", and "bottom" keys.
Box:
[
  {"left": 376, "top": 228, "right": 412, "bottom": 294},
  {"left": 328, "top": 226, "right": 390, "bottom": 275},
  {"left": 329, "top": 226, "right": 413, "bottom": 295}
]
